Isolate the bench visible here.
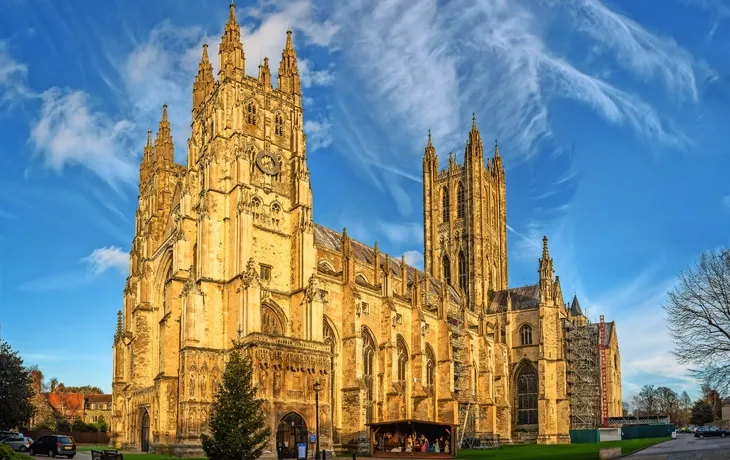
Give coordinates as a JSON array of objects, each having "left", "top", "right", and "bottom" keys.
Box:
[{"left": 90, "top": 449, "right": 124, "bottom": 460}]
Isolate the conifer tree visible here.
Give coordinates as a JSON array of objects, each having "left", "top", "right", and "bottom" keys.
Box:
[
  {"left": 0, "top": 339, "right": 34, "bottom": 430},
  {"left": 201, "top": 340, "right": 271, "bottom": 460}
]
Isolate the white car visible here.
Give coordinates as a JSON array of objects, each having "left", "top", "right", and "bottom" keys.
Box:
[{"left": 2, "top": 435, "right": 33, "bottom": 452}]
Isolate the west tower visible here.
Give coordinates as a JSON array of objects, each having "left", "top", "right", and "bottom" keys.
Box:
[{"left": 422, "top": 116, "right": 508, "bottom": 311}]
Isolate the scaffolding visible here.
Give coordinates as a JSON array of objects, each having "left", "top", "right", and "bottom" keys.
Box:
[{"left": 564, "top": 319, "right": 602, "bottom": 430}]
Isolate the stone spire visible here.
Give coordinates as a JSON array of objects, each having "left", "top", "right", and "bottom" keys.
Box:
[
  {"left": 570, "top": 294, "right": 583, "bottom": 316},
  {"left": 465, "top": 113, "right": 484, "bottom": 163},
  {"left": 154, "top": 104, "right": 174, "bottom": 165},
  {"left": 278, "top": 30, "right": 301, "bottom": 94},
  {"left": 258, "top": 57, "right": 272, "bottom": 87},
  {"left": 538, "top": 236, "right": 554, "bottom": 282},
  {"left": 424, "top": 129, "right": 437, "bottom": 162},
  {"left": 219, "top": 2, "right": 245, "bottom": 80},
  {"left": 139, "top": 129, "right": 154, "bottom": 185},
  {"left": 193, "top": 44, "right": 214, "bottom": 113}
]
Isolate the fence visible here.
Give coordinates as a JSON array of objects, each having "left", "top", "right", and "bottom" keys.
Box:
[
  {"left": 22, "top": 430, "right": 110, "bottom": 445},
  {"left": 620, "top": 424, "right": 675, "bottom": 440},
  {"left": 569, "top": 429, "right": 599, "bottom": 444}
]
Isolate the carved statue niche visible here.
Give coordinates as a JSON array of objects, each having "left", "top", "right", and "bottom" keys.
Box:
[
  {"left": 259, "top": 368, "right": 268, "bottom": 396},
  {"left": 304, "top": 274, "right": 319, "bottom": 303},
  {"left": 241, "top": 258, "right": 259, "bottom": 289}
]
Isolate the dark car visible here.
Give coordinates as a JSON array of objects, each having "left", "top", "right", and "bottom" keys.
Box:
[
  {"left": 694, "top": 426, "right": 729, "bottom": 439},
  {"left": 28, "top": 434, "right": 76, "bottom": 458}
]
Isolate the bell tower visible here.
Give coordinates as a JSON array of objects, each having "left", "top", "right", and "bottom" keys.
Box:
[{"left": 422, "top": 116, "right": 508, "bottom": 311}]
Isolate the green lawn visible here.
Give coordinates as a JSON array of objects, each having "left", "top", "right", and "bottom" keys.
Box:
[
  {"left": 76, "top": 445, "right": 109, "bottom": 451},
  {"left": 457, "top": 437, "right": 671, "bottom": 459}
]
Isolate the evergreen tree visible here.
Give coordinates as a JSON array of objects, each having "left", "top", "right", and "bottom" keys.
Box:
[
  {"left": 0, "top": 339, "right": 34, "bottom": 430},
  {"left": 690, "top": 400, "right": 714, "bottom": 425},
  {"left": 201, "top": 342, "right": 271, "bottom": 460}
]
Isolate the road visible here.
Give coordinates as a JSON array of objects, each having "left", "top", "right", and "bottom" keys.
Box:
[
  {"left": 624, "top": 433, "right": 730, "bottom": 460},
  {"left": 19, "top": 451, "right": 92, "bottom": 459}
]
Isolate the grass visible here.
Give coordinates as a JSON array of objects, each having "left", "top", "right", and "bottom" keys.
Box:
[
  {"left": 76, "top": 445, "right": 109, "bottom": 451},
  {"left": 457, "top": 437, "right": 671, "bottom": 459},
  {"left": 121, "top": 456, "right": 207, "bottom": 460}
]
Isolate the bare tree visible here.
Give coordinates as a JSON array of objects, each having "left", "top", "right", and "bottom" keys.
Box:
[
  {"left": 632, "top": 385, "right": 659, "bottom": 416},
  {"left": 664, "top": 248, "right": 730, "bottom": 395},
  {"left": 622, "top": 401, "right": 631, "bottom": 416}
]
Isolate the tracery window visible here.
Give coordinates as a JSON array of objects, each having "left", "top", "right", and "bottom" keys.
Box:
[
  {"left": 396, "top": 336, "right": 408, "bottom": 384},
  {"left": 261, "top": 305, "right": 282, "bottom": 336},
  {"left": 457, "top": 182, "right": 466, "bottom": 218},
  {"left": 324, "top": 320, "right": 336, "bottom": 421},
  {"left": 516, "top": 365, "right": 538, "bottom": 425},
  {"left": 443, "top": 254, "right": 451, "bottom": 286},
  {"left": 247, "top": 102, "right": 257, "bottom": 126},
  {"left": 458, "top": 251, "right": 468, "bottom": 296},
  {"left": 275, "top": 113, "right": 284, "bottom": 136},
  {"left": 442, "top": 187, "right": 450, "bottom": 222},
  {"left": 520, "top": 325, "right": 533, "bottom": 345},
  {"left": 425, "top": 345, "right": 435, "bottom": 388},
  {"left": 362, "top": 327, "right": 376, "bottom": 423}
]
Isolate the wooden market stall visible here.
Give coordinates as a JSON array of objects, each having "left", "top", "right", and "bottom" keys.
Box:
[{"left": 367, "top": 419, "right": 457, "bottom": 458}]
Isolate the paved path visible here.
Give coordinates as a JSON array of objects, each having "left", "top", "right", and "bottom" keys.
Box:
[
  {"left": 624, "top": 434, "right": 730, "bottom": 460},
  {"left": 20, "top": 451, "right": 91, "bottom": 459}
]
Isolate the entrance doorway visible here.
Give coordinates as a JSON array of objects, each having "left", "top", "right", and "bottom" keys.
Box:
[
  {"left": 140, "top": 410, "right": 150, "bottom": 453},
  {"left": 276, "top": 412, "right": 307, "bottom": 459}
]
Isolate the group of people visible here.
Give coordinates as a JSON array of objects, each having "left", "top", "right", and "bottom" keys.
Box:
[{"left": 376, "top": 431, "right": 451, "bottom": 454}]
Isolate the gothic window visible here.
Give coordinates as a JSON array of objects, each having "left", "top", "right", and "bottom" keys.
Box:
[
  {"left": 458, "top": 251, "right": 467, "bottom": 296},
  {"left": 247, "top": 102, "right": 257, "bottom": 126},
  {"left": 443, "top": 254, "right": 451, "bottom": 286},
  {"left": 457, "top": 182, "right": 466, "bottom": 218},
  {"left": 425, "top": 344, "right": 435, "bottom": 388},
  {"left": 520, "top": 325, "right": 533, "bottom": 345},
  {"left": 516, "top": 365, "right": 538, "bottom": 425},
  {"left": 500, "top": 324, "right": 506, "bottom": 344},
  {"left": 275, "top": 113, "right": 284, "bottom": 136},
  {"left": 396, "top": 336, "right": 408, "bottom": 384},
  {"left": 324, "top": 320, "right": 336, "bottom": 420},
  {"left": 362, "top": 327, "right": 376, "bottom": 424},
  {"left": 261, "top": 305, "right": 282, "bottom": 336},
  {"left": 473, "top": 361, "right": 478, "bottom": 392},
  {"left": 251, "top": 197, "right": 262, "bottom": 210},
  {"left": 271, "top": 203, "right": 281, "bottom": 215},
  {"left": 442, "top": 187, "right": 450, "bottom": 222}
]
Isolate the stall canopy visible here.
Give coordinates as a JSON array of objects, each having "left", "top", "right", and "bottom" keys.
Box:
[{"left": 367, "top": 419, "right": 456, "bottom": 458}]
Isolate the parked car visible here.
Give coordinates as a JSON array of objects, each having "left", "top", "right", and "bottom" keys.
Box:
[
  {"left": 694, "top": 426, "right": 729, "bottom": 439},
  {"left": 28, "top": 434, "right": 76, "bottom": 458},
  {"left": 1, "top": 435, "right": 33, "bottom": 452}
]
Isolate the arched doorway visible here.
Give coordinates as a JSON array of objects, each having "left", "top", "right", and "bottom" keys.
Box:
[
  {"left": 140, "top": 410, "right": 150, "bottom": 453},
  {"left": 276, "top": 412, "right": 307, "bottom": 459}
]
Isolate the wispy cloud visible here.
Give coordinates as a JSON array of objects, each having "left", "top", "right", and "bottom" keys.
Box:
[
  {"left": 722, "top": 195, "right": 730, "bottom": 211},
  {"left": 402, "top": 250, "right": 424, "bottom": 270},
  {"left": 29, "top": 89, "right": 137, "bottom": 188},
  {"left": 0, "top": 39, "right": 32, "bottom": 109},
  {"left": 81, "top": 246, "right": 128, "bottom": 276},
  {"left": 304, "top": 118, "right": 333, "bottom": 151},
  {"left": 378, "top": 221, "right": 423, "bottom": 246},
  {"left": 328, "top": 0, "right": 701, "bottom": 207},
  {"left": 18, "top": 246, "right": 128, "bottom": 292}
]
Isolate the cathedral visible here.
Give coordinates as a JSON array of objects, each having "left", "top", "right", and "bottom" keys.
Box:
[{"left": 111, "top": 3, "right": 622, "bottom": 457}]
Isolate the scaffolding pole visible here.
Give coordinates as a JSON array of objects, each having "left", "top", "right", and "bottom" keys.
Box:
[{"left": 564, "top": 319, "right": 602, "bottom": 430}]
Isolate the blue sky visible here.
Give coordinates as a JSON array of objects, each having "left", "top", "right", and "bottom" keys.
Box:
[{"left": 0, "top": 0, "right": 728, "bottom": 401}]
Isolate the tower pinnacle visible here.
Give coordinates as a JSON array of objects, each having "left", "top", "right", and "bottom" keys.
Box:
[
  {"left": 192, "top": 44, "right": 214, "bottom": 112},
  {"left": 154, "top": 104, "right": 174, "bottom": 165},
  {"left": 278, "top": 30, "right": 301, "bottom": 94},
  {"left": 219, "top": 1, "right": 245, "bottom": 80}
]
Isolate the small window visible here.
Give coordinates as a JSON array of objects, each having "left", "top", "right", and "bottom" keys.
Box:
[
  {"left": 260, "top": 264, "right": 272, "bottom": 281},
  {"left": 247, "top": 102, "right": 257, "bottom": 126},
  {"left": 520, "top": 325, "right": 533, "bottom": 345},
  {"left": 275, "top": 114, "right": 284, "bottom": 136}
]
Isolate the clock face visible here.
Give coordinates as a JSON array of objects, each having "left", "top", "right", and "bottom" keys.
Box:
[{"left": 255, "top": 151, "right": 281, "bottom": 175}]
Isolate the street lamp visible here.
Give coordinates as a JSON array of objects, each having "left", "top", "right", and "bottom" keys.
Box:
[{"left": 313, "top": 380, "right": 322, "bottom": 460}]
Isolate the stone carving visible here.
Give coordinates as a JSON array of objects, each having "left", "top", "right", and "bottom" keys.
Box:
[
  {"left": 392, "top": 312, "right": 403, "bottom": 328},
  {"left": 304, "top": 274, "right": 318, "bottom": 303},
  {"left": 241, "top": 258, "right": 259, "bottom": 289}
]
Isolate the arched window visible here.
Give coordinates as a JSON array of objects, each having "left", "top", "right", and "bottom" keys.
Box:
[
  {"left": 396, "top": 336, "right": 408, "bottom": 383},
  {"left": 442, "top": 254, "right": 451, "bottom": 286},
  {"left": 442, "top": 187, "right": 450, "bottom": 222},
  {"left": 458, "top": 251, "right": 467, "bottom": 296},
  {"left": 457, "top": 182, "right": 466, "bottom": 218},
  {"left": 275, "top": 113, "right": 284, "bottom": 136},
  {"left": 247, "top": 102, "right": 257, "bottom": 126},
  {"left": 516, "top": 364, "right": 538, "bottom": 425},
  {"left": 520, "top": 325, "right": 533, "bottom": 345},
  {"left": 425, "top": 345, "right": 435, "bottom": 388},
  {"left": 324, "top": 320, "right": 336, "bottom": 422},
  {"left": 261, "top": 305, "right": 283, "bottom": 336},
  {"left": 473, "top": 361, "right": 478, "bottom": 392},
  {"left": 362, "top": 327, "right": 376, "bottom": 423}
]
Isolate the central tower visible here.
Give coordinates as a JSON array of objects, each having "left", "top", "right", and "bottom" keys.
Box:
[{"left": 422, "top": 117, "right": 508, "bottom": 311}]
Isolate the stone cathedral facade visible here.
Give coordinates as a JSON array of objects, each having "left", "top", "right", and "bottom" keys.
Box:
[{"left": 111, "top": 3, "right": 622, "bottom": 457}]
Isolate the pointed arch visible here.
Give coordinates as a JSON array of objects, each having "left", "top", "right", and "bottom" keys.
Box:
[
  {"left": 520, "top": 324, "right": 533, "bottom": 345},
  {"left": 442, "top": 254, "right": 451, "bottom": 286},
  {"left": 355, "top": 273, "right": 369, "bottom": 284},
  {"left": 458, "top": 250, "right": 468, "bottom": 296},
  {"left": 514, "top": 360, "right": 538, "bottom": 426},
  {"left": 442, "top": 187, "right": 450, "bottom": 222},
  {"left": 425, "top": 344, "right": 436, "bottom": 388},
  {"left": 457, "top": 182, "right": 466, "bottom": 219},
  {"left": 361, "top": 326, "right": 376, "bottom": 424},
  {"left": 261, "top": 300, "right": 287, "bottom": 336},
  {"left": 396, "top": 335, "right": 409, "bottom": 383}
]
